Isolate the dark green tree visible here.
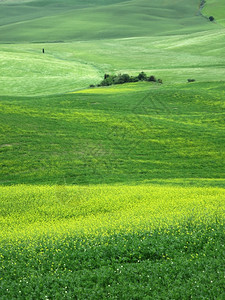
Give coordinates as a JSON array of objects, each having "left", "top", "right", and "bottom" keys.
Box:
[
  {"left": 138, "top": 72, "right": 147, "bottom": 81},
  {"left": 148, "top": 75, "right": 156, "bottom": 82}
]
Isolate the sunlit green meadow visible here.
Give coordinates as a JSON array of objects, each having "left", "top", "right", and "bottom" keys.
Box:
[
  {"left": 1, "top": 0, "right": 225, "bottom": 298},
  {"left": 1, "top": 80, "right": 225, "bottom": 298},
  {"left": 0, "top": 0, "right": 225, "bottom": 96},
  {"left": 1, "top": 28, "right": 225, "bottom": 96}
]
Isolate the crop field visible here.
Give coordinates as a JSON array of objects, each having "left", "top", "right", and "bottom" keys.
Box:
[
  {"left": 1, "top": 184, "right": 225, "bottom": 298},
  {"left": 1, "top": 82, "right": 225, "bottom": 186},
  {"left": 0, "top": 0, "right": 225, "bottom": 298}
]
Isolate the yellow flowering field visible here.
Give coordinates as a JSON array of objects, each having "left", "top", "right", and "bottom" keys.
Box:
[
  {"left": 1, "top": 183, "right": 224, "bottom": 299},
  {"left": 1, "top": 183, "right": 224, "bottom": 244}
]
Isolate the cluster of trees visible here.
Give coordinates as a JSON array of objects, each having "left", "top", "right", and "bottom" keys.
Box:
[{"left": 90, "top": 72, "right": 162, "bottom": 88}]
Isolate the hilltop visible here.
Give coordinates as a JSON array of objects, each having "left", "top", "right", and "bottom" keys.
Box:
[{"left": 0, "top": 0, "right": 218, "bottom": 43}]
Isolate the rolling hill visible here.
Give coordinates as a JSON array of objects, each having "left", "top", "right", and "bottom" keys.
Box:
[
  {"left": 0, "top": 0, "right": 219, "bottom": 43},
  {"left": 0, "top": 0, "right": 224, "bottom": 96},
  {"left": 0, "top": 0, "right": 225, "bottom": 298}
]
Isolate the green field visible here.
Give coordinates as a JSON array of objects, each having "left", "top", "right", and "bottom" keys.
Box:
[
  {"left": 203, "top": 0, "right": 225, "bottom": 25},
  {"left": 0, "top": 0, "right": 225, "bottom": 298}
]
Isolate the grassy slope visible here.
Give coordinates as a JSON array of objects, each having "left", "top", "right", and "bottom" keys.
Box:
[
  {"left": 0, "top": 0, "right": 127, "bottom": 27},
  {"left": 0, "top": 82, "right": 225, "bottom": 186},
  {"left": 0, "top": 0, "right": 214, "bottom": 43},
  {"left": 203, "top": 0, "right": 225, "bottom": 26},
  {"left": 0, "top": 0, "right": 224, "bottom": 96},
  {"left": 1, "top": 29, "right": 225, "bottom": 96},
  {"left": 0, "top": 0, "right": 225, "bottom": 298}
]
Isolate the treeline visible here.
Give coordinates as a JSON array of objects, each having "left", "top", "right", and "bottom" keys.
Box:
[{"left": 90, "top": 72, "right": 162, "bottom": 87}]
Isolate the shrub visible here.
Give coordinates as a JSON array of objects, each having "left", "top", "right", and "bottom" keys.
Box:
[
  {"left": 138, "top": 71, "right": 147, "bottom": 81},
  {"left": 114, "top": 74, "right": 130, "bottom": 84},
  {"left": 121, "top": 73, "right": 130, "bottom": 83},
  {"left": 100, "top": 76, "right": 115, "bottom": 86},
  {"left": 130, "top": 76, "right": 139, "bottom": 82},
  {"left": 90, "top": 72, "right": 162, "bottom": 88},
  {"left": 148, "top": 75, "right": 156, "bottom": 82},
  {"left": 209, "top": 16, "right": 214, "bottom": 22}
]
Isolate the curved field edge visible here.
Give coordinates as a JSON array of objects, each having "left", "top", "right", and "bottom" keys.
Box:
[
  {"left": 0, "top": 46, "right": 103, "bottom": 96},
  {"left": 1, "top": 23, "right": 225, "bottom": 96}
]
